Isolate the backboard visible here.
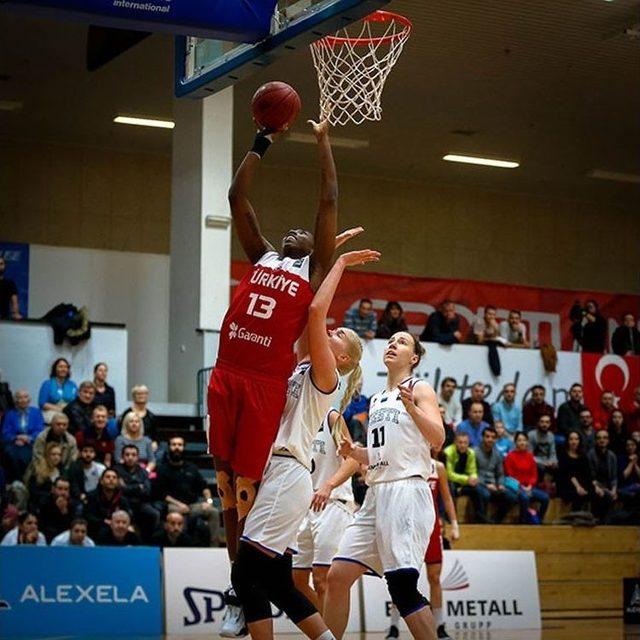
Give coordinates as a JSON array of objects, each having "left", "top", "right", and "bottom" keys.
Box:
[{"left": 175, "top": 0, "right": 390, "bottom": 98}]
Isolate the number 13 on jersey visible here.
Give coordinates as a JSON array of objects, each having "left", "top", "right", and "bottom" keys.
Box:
[{"left": 247, "top": 292, "right": 276, "bottom": 319}]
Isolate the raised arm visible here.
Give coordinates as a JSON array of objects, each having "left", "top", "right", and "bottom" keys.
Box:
[
  {"left": 308, "top": 120, "right": 338, "bottom": 289},
  {"left": 307, "top": 249, "right": 380, "bottom": 392},
  {"left": 227, "top": 134, "right": 276, "bottom": 264},
  {"left": 398, "top": 380, "right": 445, "bottom": 449}
]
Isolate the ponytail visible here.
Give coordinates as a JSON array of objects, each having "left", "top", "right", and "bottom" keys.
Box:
[{"left": 339, "top": 364, "right": 362, "bottom": 413}]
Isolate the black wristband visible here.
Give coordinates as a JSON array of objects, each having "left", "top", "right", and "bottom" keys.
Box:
[{"left": 250, "top": 133, "right": 273, "bottom": 158}]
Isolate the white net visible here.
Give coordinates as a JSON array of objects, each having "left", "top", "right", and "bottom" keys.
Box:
[{"left": 310, "top": 11, "right": 412, "bottom": 126}]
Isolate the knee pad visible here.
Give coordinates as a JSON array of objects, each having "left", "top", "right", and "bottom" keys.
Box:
[
  {"left": 216, "top": 469, "right": 236, "bottom": 512},
  {"left": 385, "top": 568, "right": 429, "bottom": 618},
  {"left": 231, "top": 545, "right": 272, "bottom": 623},
  {"left": 236, "top": 476, "right": 258, "bottom": 520},
  {"left": 267, "top": 554, "right": 318, "bottom": 624}
]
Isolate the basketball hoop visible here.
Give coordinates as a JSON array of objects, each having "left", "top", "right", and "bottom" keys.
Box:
[{"left": 310, "top": 10, "right": 412, "bottom": 126}]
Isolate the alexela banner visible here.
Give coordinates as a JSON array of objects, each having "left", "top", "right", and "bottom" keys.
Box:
[
  {"left": 0, "top": 547, "right": 162, "bottom": 637},
  {"left": 362, "top": 550, "right": 541, "bottom": 632},
  {"left": 232, "top": 262, "right": 640, "bottom": 352},
  {"left": 163, "top": 547, "right": 361, "bottom": 635}
]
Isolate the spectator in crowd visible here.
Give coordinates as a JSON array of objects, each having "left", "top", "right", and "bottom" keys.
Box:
[
  {"left": 120, "top": 385, "right": 158, "bottom": 450},
  {"left": 114, "top": 444, "right": 160, "bottom": 541},
  {"left": 341, "top": 381, "right": 369, "bottom": 445},
  {"left": 343, "top": 298, "right": 377, "bottom": 340},
  {"left": 115, "top": 412, "right": 155, "bottom": 473},
  {"left": 461, "top": 382, "right": 494, "bottom": 426},
  {"left": 611, "top": 313, "right": 640, "bottom": 356},
  {"left": 39, "top": 477, "right": 74, "bottom": 542},
  {"left": 627, "top": 386, "right": 640, "bottom": 435},
  {"left": 618, "top": 438, "right": 640, "bottom": 506},
  {"left": 83, "top": 468, "right": 132, "bottom": 540},
  {"left": 93, "top": 362, "right": 117, "bottom": 417},
  {"left": 456, "top": 402, "right": 489, "bottom": 448},
  {"left": 0, "top": 256, "right": 22, "bottom": 320},
  {"left": 439, "top": 377, "right": 462, "bottom": 426},
  {"left": 494, "top": 421, "right": 514, "bottom": 458},
  {"left": 38, "top": 358, "right": 78, "bottom": 423},
  {"left": 608, "top": 410, "right": 628, "bottom": 456},
  {"left": 444, "top": 433, "right": 481, "bottom": 517},
  {"left": 557, "top": 431, "right": 592, "bottom": 511},
  {"left": 571, "top": 299, "right": 607, "bottom": 354},
  {"left": 557, "top": 383, "right": 586, "bottom": 437},
  {"left": 375, "top": 301, "right": 408, "bottom": 339},
  {"left": 529, "top": 415, "right": 558, "bottom": 480},
  {"left": 593, "top": 390, "right": 616, "bottom": 430},
  {"left": 154, "top": 436, "right": 219, "bottom": 546},
  {"left": 587, "top": 430, "right": 618, "bottom": 523},
  {"left": 97, "top": 509, "right": 141, "bottom": 546},
  {"left": 504, "top": 432, "right": 550, "bottom": 523},
  {"left": 439, "top": 404, "right": 456, "bottom": 449},
  {"left": 474, "top": 426, "right": 517, "bottom": 523},
  {"left": 76, "top": 406, "right": 114, "bottom": 466},
  {"left": 1, "top": 511, "right": 46, "bottom": 546},
  {"left": 577, "top": 409, "right": 596, "bottom": 450},
  {"left": 25, "top": 442, "right": 63, "bottom": 512},
  {"left": 470, "top": 305, "right": 502, "bottom": 344},
  {"left": 67, "top": 442, "right": 106, "bottom": 505},
  {"left": 33, "top": 413, "right": 78, "bottom": 468},
  {"left": 151, "top": 511, "right": 193, "bottom": 548},
  {"left": 491, "top": 383, "right": 522, "bottom": 435},
  {"left": 522, "top": 385, "right": 556, "bottom": 431},
  {"left": 1, "top": 389, "right": 44, "bottom": 481},
  {"left": 421, "top": 300, "right": 462, "bottom": 345},
  {"left": 51, "top": 518, "right": 95, "bottom": 547},
  {"left": 499, "top": 310, "right": 530, "bottom": 348},
  {"left": 63, "top": 381, "right": 96, "bottom": 435}
]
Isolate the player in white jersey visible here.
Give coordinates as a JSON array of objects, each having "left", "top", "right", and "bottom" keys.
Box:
[
  {"left": 324, "top": 331, "right": 445, "bottom": 640},
  {"left": 292, "top": 409, "right": 360, "bottom": 613},
  {"left": 231, "top": 248, "right": 378, "bottom": 640}
]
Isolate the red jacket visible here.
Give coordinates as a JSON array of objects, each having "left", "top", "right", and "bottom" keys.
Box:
[{"left": 504, "top": 449, "right": 538, "bottom": 487}]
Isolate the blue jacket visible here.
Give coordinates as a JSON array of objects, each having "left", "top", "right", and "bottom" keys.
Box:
[
  {"left": 38, "top": 378, "right": 78, "bottom": 408},
  {"left": 456, "top": 420, "right": 489, "bottom": 448},
  {"left": 2, "top": 407, "right": 45, "bottom": 443}
]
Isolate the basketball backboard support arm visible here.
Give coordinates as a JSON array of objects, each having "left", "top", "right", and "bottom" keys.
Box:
[{"left": 175, "top": 0, "right": 390, "bottom": 99}]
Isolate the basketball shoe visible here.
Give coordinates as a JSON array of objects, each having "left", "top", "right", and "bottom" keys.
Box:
[
  {"left": 437, "top": 623, "right": 453, "bottom": 639},
  {"left": 220, "top": 587, "right": 247, "bottom": 637}
]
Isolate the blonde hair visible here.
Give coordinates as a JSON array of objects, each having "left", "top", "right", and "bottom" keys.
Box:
[
  {"left": 32, "top": 442, "right": 62, "bottom": 484},
  {"left": 121, "top": 411, "right": 144, "bottom": 439},
  {"left": 337, "top": 328, "right": 364, "bottom": 413},
  {"left": 131, "top": 384, "right": 149, "bottom": 396}
]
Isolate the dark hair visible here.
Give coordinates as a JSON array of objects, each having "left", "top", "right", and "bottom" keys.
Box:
[
  {"left": 410, "top": 334, "right": 425, "bottom": 371},
  {"left": 509, "top": 309, "right": 521, "bottom": 316},
  {"left": 81, "top": 441, "right": 96, "bottom": 451},
  {"left": 93, "top": 362, "right": 108, "bottom": 373},
  {"left": 469, "top": 401, "right": 484, "bottom": 411},
  {"left": 381, "top": 301, "right": 403, "bottom": 323},
  {"left": 514, "top": 430, "right": 529, "bottom": 442},
  {"left": 441, "top": 377, "right": 457, "bottom": 388},
  {"left": 18, "top": 511, "right": 38, "bottom": 525},
  {"left": 441, "top": 300, "right": 455, "bottom": 309},
  {"left": 50, "top": 358, "right": 71, "bottom": 379},
  {"left": 579, "top": 407, "right": 592, "bottom": 416},
  {"left": 608, "top": 410, "right": 626, "bottom": 431},
  {"left": 565, "top": 430, "right": 585, "bottom": 455},
  {"left": 359, "top": 298, "right": 373, "bottom": 306},
  {"left": 53, "top": 477, "right": 70, "bottom": 487},
  {"left": 455, "top": 431, "right": 469, "bottom": 441},
  {"left": 537, "top": 414, "right": 552, "bottom": 424},
  {"left": 79, "top": 380, "right": 96, "bottom": 392},
  {"left": 483, "top": 426, "right": 497, "bottom": 436},
  {"left": 100, "top": 468, "right": 119, "bottom": 480},
  {"left": 585, "top": 299, "right": 599, "bottom": 311},
  {"left": 169, "top": 434, "right": 185, "bottom": 446},
  {"left": 472, "top": 381, "right": 484, "bottom": 389},
  {"left": 503, "top": 382, "right": 516, "bottom": 391},
  {"left": 485, "top": 305, "right": 497, "bottom": 313},
  {"left": 70, "top": 518, "right": 88, "bottom": 529},
  {"left": 122, "top": 444, "right": 140, "bottom": 455},
  {"left": 570, "top": 383, "right": 583, "bottom": 390},
  {"left": 531, "top": 384, "right": 545, "bottom": 393}
]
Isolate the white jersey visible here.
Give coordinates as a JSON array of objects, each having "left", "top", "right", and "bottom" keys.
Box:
[
  {"left": 366, "top": 377, "right": 433, "bottom": 484},
  {"left": 272, "top": 362, "right": 340, "bottom": 470},
  {"left": 310, "top": 410, "right": 355, "bottom": 502}
]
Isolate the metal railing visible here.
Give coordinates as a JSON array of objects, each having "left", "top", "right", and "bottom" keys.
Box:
[{"left": 196, "top": 366, "right": 214, "bottom": 417}]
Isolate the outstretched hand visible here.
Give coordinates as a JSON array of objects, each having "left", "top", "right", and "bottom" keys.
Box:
[
  {"left": 308, "top": 119, "right": 330, "bottom": 140},
  {"left": 339, "top": 249, "right": 381, "bottom": 268},
  {"left": 335, "top": 227, "right": 364, "bottom": 249},
  {"left": 397, "top": 383, "right": 415, "bottom": 411}
]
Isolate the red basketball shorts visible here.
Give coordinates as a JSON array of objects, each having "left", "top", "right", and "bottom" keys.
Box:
[
  {"left": 207, "top": 362, "right": 288, "bottom": 480},
  {"left": 424, "top": 515, "right": 443, "bottom": 565}
]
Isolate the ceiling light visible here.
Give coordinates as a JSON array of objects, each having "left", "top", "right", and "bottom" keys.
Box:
[
  {"left": 114, "top": 115, "right": 175, "bottom": 129},
  {"left": 287, "top": 132, "right": 369, "bottom": 149},
  {"left": 587, "top": 169, "right": 640, "bottom": 184},
  {"left": 443, "top": 154, "right": 519, "bottom": 169}
]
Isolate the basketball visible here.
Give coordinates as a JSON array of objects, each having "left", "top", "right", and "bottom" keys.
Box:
[{"left": 251, "top": 81, "right": 301, "bottom": 132}]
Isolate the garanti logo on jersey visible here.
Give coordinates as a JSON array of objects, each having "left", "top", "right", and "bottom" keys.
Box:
[{"left": 228, "top": 322, "right": 272, "bottom": 348}]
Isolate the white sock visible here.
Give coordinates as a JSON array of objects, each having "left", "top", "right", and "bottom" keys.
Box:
[
  {"left": 433, "top": 607, "right": 443, "bottom": 627},
  {"left": 390, "top": 604, "right": 401, "bottom": 627},
  {"left": 315, "top": 630, "right": 336, "bottom": 640}
]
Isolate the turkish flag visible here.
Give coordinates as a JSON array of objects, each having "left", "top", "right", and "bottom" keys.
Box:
[{"left": 581, "top": 354, "right": 640, "bottom": 416}]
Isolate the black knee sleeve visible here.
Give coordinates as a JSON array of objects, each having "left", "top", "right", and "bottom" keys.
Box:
[
  {"left": 385, "top": 568, "right": 429, "bottom": 618},
  {"left": 231, "top": 544, "right": 272, "bottom": 623},
  {"left": 266, "top": 554, "right": 318, "bottom": 624}
]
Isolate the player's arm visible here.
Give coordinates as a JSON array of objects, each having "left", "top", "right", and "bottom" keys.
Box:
[
  {"left": 308, "top": 249, "right": 380, "bottom": 392},
  {"left": 398, "top": 381, "right": 445, "bottom": 448},
  {"left": 308, "top": 120, "right": 338, "bottom": 289},
  {"left": 437, "top": 461, "right": 460, "bottom": 540},
  {"left": 227, "top": 135, "right": 276, "bottom": 264}
]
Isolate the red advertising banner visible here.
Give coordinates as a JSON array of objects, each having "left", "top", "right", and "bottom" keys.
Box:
[{"left": 231, "top": 262, "right": 639, "bottom": 351}]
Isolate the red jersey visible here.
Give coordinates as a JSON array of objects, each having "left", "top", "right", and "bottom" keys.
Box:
[
  {"left": 217, "top": 251, "right": 314, "bottom": 380},
  {"left": 427, "top": 460, "right": 440, "bottom": 504}
]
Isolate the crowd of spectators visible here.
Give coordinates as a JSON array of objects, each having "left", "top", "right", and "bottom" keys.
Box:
[{"left": 0, "top": 359, "right": 219, "bottom": 548}]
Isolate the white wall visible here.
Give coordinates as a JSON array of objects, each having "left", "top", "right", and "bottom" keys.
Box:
[{"left": 28, "top": 245, "right": 170, "bottom": 402}]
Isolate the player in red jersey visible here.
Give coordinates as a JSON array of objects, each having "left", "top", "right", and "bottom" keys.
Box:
[{"left": 386, "top": 455, "right": 460, "bottom": 640}]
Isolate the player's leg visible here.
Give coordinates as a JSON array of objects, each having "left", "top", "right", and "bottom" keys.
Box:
[
  {"left": 386, "top": 604, "right": 401, "bottom": 639},
  {"left": 427, "top": 563, "right": 452, "bottom": 639},
  {"left": 323, "top": 560, "right": 365, "bottom": 638},
  {"left": 293, "top": 515, "right": 319, "bottom": 608},
  {"left": 311, "top": 566, "right": 329, "bottom": 614},
  {"left": 293, "top": 568, "right": 320, "bottom": 610}
]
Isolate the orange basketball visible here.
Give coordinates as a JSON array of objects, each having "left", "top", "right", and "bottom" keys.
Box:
[{"left": 251, "top": 81, "right": 301, "bottom": 132}]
